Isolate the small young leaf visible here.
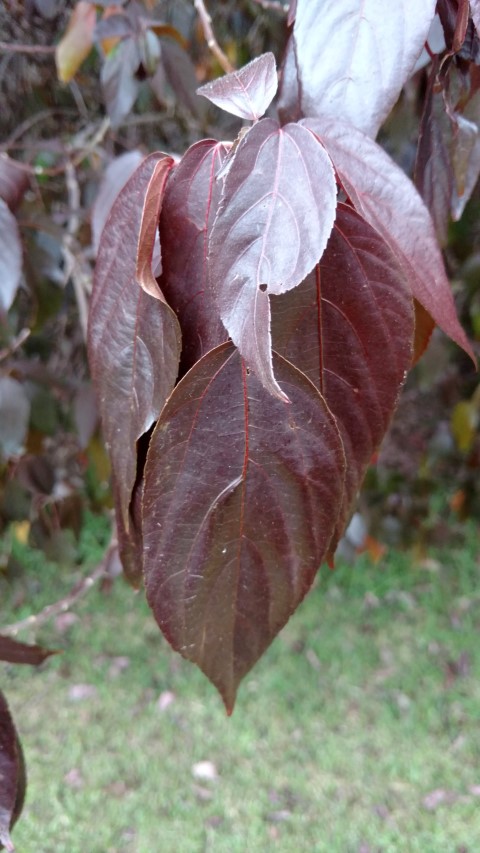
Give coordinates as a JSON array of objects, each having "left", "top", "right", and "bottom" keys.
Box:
[
  {"left": 293, "top": 0, "right": 437, "bottom": 136},
  {"left": 305, "top": 117, "right": 475, "bottom": 364},
  {"left": 271, "top": 205, "right": 414, "bottom": 545},
  {"left": 0, "top": 636, "right": 57, "bottom": 666},
  {"left": 143, "top": 342, "right": 345, "bottom": 712},
  {"left": 209, "top": 118, "right": 337, "bottom": 401},
  {"left": 136, "top": 156, "right": 175, "bottom": 299},
  {"left": 0, "top": 691, "right": 26, "bottom": 852},
  {"left": 197, "top": 53, "right": 278, "bottom": 121},
  {"left": 0, "top": 201, "right": 22, "bottom": 315},
  {"left": 159, "top": 139, "right": 230, "bottom": 374},
  {"left": 55, "top": 0, "right": 96, "bottom": 83},
  {"left": 88, "top": 154, "right": 181, "bottom": 537}
]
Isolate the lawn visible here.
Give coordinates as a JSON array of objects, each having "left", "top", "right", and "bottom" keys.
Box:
[{"left": 1, "top": 514, "right": 480, "bottom": 853}]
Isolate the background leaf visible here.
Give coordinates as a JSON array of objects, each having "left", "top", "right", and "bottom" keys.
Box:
[
  {"left": 159, "top": 139, "right": 230, "bottom": 375},
  {"left": 197, "top": 53, "right": 278, "bottom": 121},
  {"left": 143, "top": 343, "right": 345, "bottom": 712},
  {"left": 306, "top": 117, "right": 475, "bottom": 363},
  {"left": 0, "top": 378, "right": 30, "bottom": 458},
  {"left": 208, "top": 118, "right": 337, "bottom": 400},
  {"left": 292, "top": 0, "right": 437, "bottom": 136},
  {"left": 271, "top": 204, "right": 414, "bottom": 546},
  {"left": 0, "top": 636, "right": 57, "bottom": 666},
  {"left": 0, "top": 156, "right": 29, "bottom": 213},
  {"left": 0, "top": 201, "right": 22, "bottom": 314},
  {"left": 88, "top": 153, "right": 181, "bottom": 541},
  {"left": 0, "top": 691, "right": 26, "bottom": 852},
  {"left": 101, "top": 37, "right": 140, "bottom": 126},
  {"left": 55, "top": 0, "right": 96, "bottom": 83}
]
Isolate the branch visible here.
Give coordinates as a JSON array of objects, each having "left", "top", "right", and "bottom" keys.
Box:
[
  {"left": 193, "top": 0, "right": 235, "bottom": 74},
  {"left": 2, "top": 538, "right": 119, "bottom": 637},
  {"left": 0, "top": 329, "right": 31, "bottom": 364},
  {"left": 0, "top": 41, "right": 55, "bottom": 55}
]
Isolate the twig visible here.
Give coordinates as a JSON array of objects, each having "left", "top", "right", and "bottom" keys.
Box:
[
  {"left": 0, "top": 328, "right": 31, "bottom": 363},
  {"left": 193, "top": 0, "right": 235, "bottom": 74},
  {"left": 0, "top": 41, "right": 56, "bottom": 55},
  {"left": 62, "top": 162, "right": 91, "bottom": 339},
  {"left": 0, "top": 117, "right": 111, "bottom": 176},
  {"left": 2, "top": 564, "right": 107, "bottom": 637}
]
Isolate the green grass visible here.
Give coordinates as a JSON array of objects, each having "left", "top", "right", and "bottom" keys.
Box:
[{"left": 1, "top": 515, "right": 480, "bottom": 852}]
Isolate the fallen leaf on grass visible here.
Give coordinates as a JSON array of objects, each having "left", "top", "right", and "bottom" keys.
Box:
[
  {"left": 422, "top": 788, "right": 457, "bottom": 811},
  {"left": 68, "top": 683, "right": 98, "bottom": 702}
]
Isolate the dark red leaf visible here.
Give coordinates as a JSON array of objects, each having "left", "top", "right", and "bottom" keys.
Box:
[
  {"left": 412, "top": 300, "right": 436, "bottom": 364},
  {"left": 0, "top": 156, "right": 29, "bottom": 213},
  {"left": 197, "top": 53, "right": 278, "bottom": 121},
  {"left": 91, "top": 150, "right": 144, "bottom": 254},
  {"left": 101, "top": 37, "right": 140, "bottom": 126},
  {"left": 0, "top": 636, "right": 57, "bottom": 666},
  {"left": 0, "top": 201, "right": 22, "bottom": 315},
  {"left": 143, "top": 342, "right": 345, "bottom": 712},
  {"left": 271, "top": 204, "right": 414, "bottom": 545},
  {"left": 136, "top": 156, "right": 174, "bottom": 298},
  {"left": 88, "top": 154, "right": 181, "bottom": 536},
  {"left": 159, "top": 140, "right": 230, "bottom": 375},
  {"left": 292, "top": 0, "right": 436, "bottom": 136},
  {"left": 0, "top": 691, "right": 26, "bottom": 852},
  {"left": 277, "top": 35, "right": 302, "bottom": 125},
  {"left": 305, "top": 117, "right": 475, "bottom": 363},
  {"left": 208, "top": 118, "right": 337, "bottom": 401}
]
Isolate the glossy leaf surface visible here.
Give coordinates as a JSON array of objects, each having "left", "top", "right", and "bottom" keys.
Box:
[
  {"left": 209, "top": 119, "right": 337, "bottom": 400},
  {"left": 271, "top": 204, "right": 414, "bottom": 544},
  {"left": 159, "top": 140, "right": 230, "bottom": 374},
  {"left": 143, "top": 343, "right": 345, "bottom": 712},
  {"left": 197, "top": 53, "right": 278, "bottom": 121},
  {"left": 91, "top": 150, "right": 144, "bottom": 254},
  {"left": 0, "top": 691, "right": 26, "bottom": 852},
  {"left": 306, "top": 118, "right": 475, "bottom": 363},
  {"left": 0, "top": 201, "right": 22, "bottom": 315},
  {"left": 293, "top": 0, "right": 436, "bottom": 136},
  {"left": 88, "top": 153, "right": 181, "bottom": 532}
]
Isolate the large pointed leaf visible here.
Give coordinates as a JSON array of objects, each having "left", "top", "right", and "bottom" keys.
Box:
[
  {"left": 208, "top": 119, "right": 337, "bottom": 401},
  {"left": 271, "top": 204, "right": 414, "bottom": 546},
  {"left": 0, "top": 691, "right": 26, "bottom": 852},
  {"left": 293, "top": 0, "right": 437, "bottom": 136},
  {"left": 88, "top": 153, "right": 181, "bottom": 534},
  {"left": 0, "top": 201, "right": 22, "bottom": 315},
  {"left": 143, "top": 342, "right": 345, "bottom": 712},
  {"left": 304, "top": 118, "right": 475, "bottom": 363},
  {"left": 197, "top": 53, "right": 278, "bottom": 121},
  {"left": 159, "top": 140, "right": 230, "bottom": 375}
]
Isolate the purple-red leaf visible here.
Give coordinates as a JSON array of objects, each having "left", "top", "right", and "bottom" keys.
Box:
[
  {"left": 88, "top": 153, "right": 181, "bottom": 536},
  {"left": 0, "top": 201, "right": 22, "bottom": 315},
  {"left": 305, "top": 117, "right": 475, "bottom": 363},
  {"left": 293, "top": 0, "right": 437, "bottom": 136},
  {"left": 0, "top": 691, "right": 26, "bottom": 852},
  {"left": 136, "top": 156, "right": 174, "bottom": 298},
  {"left": 0, "top": 636, "right": 57, "bottom": 666},
  {"left": 160, "top": 39, "right": 207, "bottom": 120},
  {"left": 143, "top": 342, "right": 345, "bottom": 712},
  {"left": 271, "top": 204, "right": 414, "bottom": 545},
  {"left": 91, "top": 150, "right": 144, "bottom": 254},
  {"left": 197, "top": 53, "right": 278, "bottom": 121},
  {"left": 159, "top": 140, "right": 230, "bottom": 374},
  {"left": 208, "top": 118, "right": 337, "bottom": 401}
]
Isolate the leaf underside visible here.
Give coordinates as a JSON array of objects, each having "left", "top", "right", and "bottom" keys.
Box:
[
  {"left": 197, "top": 52, "right": 278, "bottom": 121},
  {"left": 143, "top": 343, "right": 346, "bottom": 712},
  {"left": 209, "top": 118, "right": 337, "bottom": 400}
]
